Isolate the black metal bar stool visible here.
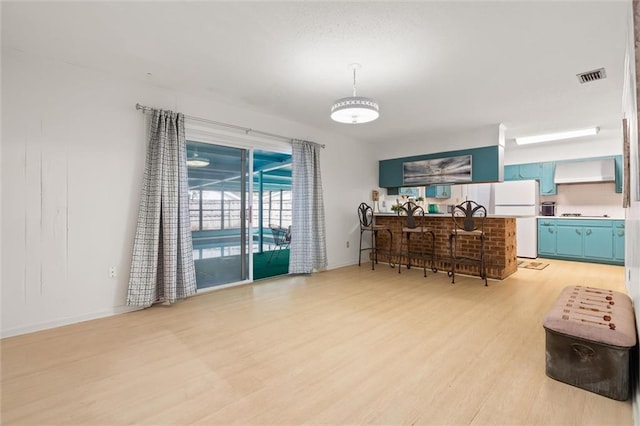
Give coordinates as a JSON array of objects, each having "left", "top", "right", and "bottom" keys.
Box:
[
  {"left": 358, "top": 202, "right": 394, "bottom": 270},
  {"left": 448, "top": 200, "right": 488, "bottom": 285},
  {"left": 397, "top": 201, "right": 437, "bottom": 277}
]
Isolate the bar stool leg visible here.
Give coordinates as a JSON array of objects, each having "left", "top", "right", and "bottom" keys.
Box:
[
  {"left": 406, "top": 233, "right": 412, "bottom": 270},
  {"left": 429, "top": 230, "right": 437, "bottom": 274},
  {"left": 386, "top": 228, "right": 395, "bottom": 268},
  {"left": 398, "top": 231, "right": 404, "bottom": 274},
  {"left": 448, "top": 233, "right": 456, "bottom": 284},
  {"left": 371, "top": 230, "right": 376, "bottom": 270},
  {"left": 481, "top": 234, "right": 487, "bottom": 286},
  {"left": 421, "top": 232, "right": 427, "bottom": 278},
  {"left": 358, "top": 229, "right": 364, "bottom": 267}
]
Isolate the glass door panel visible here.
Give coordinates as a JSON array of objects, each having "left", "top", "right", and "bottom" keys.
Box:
[
  {"left": 187, "top": 141, "right": 249, "bottom": 288},
  {"left": 252, "top": 149, "right": 292, "bottom": 280}
]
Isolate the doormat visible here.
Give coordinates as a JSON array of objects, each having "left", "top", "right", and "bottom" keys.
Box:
[{"left": 518, "top": 260, "right": 549, "bottom": 270}]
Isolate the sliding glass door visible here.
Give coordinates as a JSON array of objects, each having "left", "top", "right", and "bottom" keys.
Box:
[
  {"left": 186, "top": 141, "right": 292, "bottom": 287},
  {"left": 187, "top": 142, "right": 250, "bottom": 288}
]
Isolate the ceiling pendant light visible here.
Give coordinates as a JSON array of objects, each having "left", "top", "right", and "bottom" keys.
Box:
[
  {"left": 186, "top": 149, "right": 210, "bottom": 167},
  {"left": 330, "top": 63, "right": 379, "bottom": 124}
]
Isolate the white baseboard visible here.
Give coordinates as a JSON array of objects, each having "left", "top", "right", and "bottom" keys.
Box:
[
  {"left": 1, "top": 262, "right": 363, "bottom": 339},
  {"left": 327, "top": 259, "right": 360, "bottom": 270},
  {"left": 1, "top": 305, "right": 142, "bottom": 339}
]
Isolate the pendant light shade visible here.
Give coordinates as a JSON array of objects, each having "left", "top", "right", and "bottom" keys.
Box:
[
  {"left": 330, "top": 64, "right": 379, "bottom": 124},
  {"left": 330, "top": 97, "right": 379, "bottom": 124}
]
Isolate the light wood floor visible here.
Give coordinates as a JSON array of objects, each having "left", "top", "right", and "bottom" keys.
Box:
[{"left": 1, "top": 259, "right": 632, "bottom": 425}]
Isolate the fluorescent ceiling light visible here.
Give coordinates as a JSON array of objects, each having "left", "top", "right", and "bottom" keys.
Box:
[
  {"left": 187, "top": 152, "right": 210, "bottom": 167},
  {"left": 515, "top": 127, "right": 600, "bottom": 145}
]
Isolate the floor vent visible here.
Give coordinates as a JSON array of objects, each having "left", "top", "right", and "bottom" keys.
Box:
[{"left": 577, "top": 68, "right": 606, "bottom": 84}]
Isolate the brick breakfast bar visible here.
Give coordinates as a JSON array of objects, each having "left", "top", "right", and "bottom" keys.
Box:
[{"left": 373, "top": 213, "right": 518, "bottom": 280}]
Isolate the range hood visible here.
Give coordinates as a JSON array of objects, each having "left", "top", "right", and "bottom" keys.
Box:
[{"left": 554, "top": 159, "right": 615, "bottom": 184}]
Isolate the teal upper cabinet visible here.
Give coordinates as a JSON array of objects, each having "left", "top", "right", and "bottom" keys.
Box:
[
  {"left": 379, "top": 158, "right": 405, "bottom": 188},
  {"left": 504, "top": 165, "right": 519, "bottom": 181},
  {"left": 504, "top": 163, "right": 542, "bottom": 181},
  {"left": 506, "top": 155, "right": 621, "bottom": 195},
  {"left": 425, "top": 185, "right": 451, "bottom": 198},
  {"left": 378, "top": 146, "right": 501, "bottom": 189},
  {"left": 518, "top": 163, "right": 542, "bottom": 179},
  {"left": 504, "top": 162, "right": 553, "bottom": 194},
  {"left": 540, "top": 162, "right": 557, "bottom": 195}
]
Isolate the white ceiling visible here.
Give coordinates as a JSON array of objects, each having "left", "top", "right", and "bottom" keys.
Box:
[{"left": 2, "top": 1, "right": 630, "bottom": 145}]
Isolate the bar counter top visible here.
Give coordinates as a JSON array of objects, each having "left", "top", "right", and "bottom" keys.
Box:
[
  {"left": 375, "top": 212, "right": 523, "bottom": 219},
  {"left": 371, "top": 214, "right": 518, "bottom": 280}
]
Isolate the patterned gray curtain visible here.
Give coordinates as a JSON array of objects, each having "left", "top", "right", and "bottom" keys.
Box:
[
  {"left": 289, "top": 140, "right": 328, "bottom": 273},
  {"left": 127, "top": 109, "right": 197, "bottom": 307}
]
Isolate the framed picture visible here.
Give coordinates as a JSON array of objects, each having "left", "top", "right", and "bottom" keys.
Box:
[{"left": 403, "top": 154, "right": 472, "bottom": 185}]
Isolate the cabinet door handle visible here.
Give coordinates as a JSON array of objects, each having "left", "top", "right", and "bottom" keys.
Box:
[
  {"left": 586, "top": 229, "right": 592, "bottom": 236},
  {"left": 576, "top": 229, "right": 582, "bottom": 235},
  {"left": 618, "top": 230, "right": 625, "bottom": 237},
  {"left": 548, "top": 228, "right": 554, "bottom": 234}
]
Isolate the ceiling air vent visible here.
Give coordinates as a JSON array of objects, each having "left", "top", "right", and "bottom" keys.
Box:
[{"left": 577, "top": 68, "right": 606, "bottom": 84}]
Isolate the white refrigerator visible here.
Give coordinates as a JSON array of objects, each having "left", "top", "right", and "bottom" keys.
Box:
[{"left": 493, "top": 180, "right": 539, "bottom": 258}]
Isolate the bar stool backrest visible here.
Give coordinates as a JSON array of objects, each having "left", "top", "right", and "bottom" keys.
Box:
[
  {"left": 398, "top": 201, "right": 424, "bottom": 229},
  {"left": 358, "top": 202, "right": 374, "bottom": 228},
  {"left": 452, "top": 200, "right": 487, "bottom": 232}
]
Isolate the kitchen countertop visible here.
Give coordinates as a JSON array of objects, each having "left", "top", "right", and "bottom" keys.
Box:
[
  {"left": 374, "top": 212, "right": 531, "bottom": 219},
  {"left": 375, "top": 213, "right": 624, "bottom": 220},
  {"left": 537, "top": 216, "right": 624, "bottom": 220},
  {"left": 374, "top": 212, "right": 447, "bottom": 216}
]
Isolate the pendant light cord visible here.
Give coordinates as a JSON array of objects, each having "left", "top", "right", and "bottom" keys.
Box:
[{"left": 352, "top": 67, "right": 357, "bottom": 97}]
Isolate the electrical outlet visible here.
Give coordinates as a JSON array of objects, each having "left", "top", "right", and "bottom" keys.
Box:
[
  {"left": 346, "top": 241, "right": 350, "bottom": 248},
  {"left": 109, "top": 266, "right": 117, "bottom": 278}
]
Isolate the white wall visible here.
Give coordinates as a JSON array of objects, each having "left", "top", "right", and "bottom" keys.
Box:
[
  {"left": 1, "top": 51, "right": 374, "bottom": 337},
  {"left": 503, "top": 136, "right": 621, "bottom": 165},
  {"left": 373, "top": 123, "right": 503, "bottom": 161},
  {"left": 623, "top": 2, "right": 640, "bottom": 422},
  {"left": 540, "top": 183, "right": 624, "bottom": 219}
]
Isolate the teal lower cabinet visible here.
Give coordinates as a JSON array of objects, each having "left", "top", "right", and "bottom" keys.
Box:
[
  {"left": 583, "top": 226, "right": 614, "bottom": 260},
  {"left": 614, "top": 222, "right": 625, "bottom": 262},
  {"left": 537, "top": 219, "right": 624, "bottom": 265},
  {"left": 555, "top": 223, "right": 583, "bottom": 258},
  {"left": 537, "top": 220, "right": 556, "bottom": 255}
]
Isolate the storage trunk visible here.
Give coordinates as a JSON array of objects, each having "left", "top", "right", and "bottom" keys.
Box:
[{"left": 543, "top": 286, "right": 637, "bottom": 401}]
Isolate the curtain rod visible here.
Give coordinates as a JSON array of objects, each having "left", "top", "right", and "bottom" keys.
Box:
[{"left": 135, "top": 103, "right": 325, "bottom": 149}]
